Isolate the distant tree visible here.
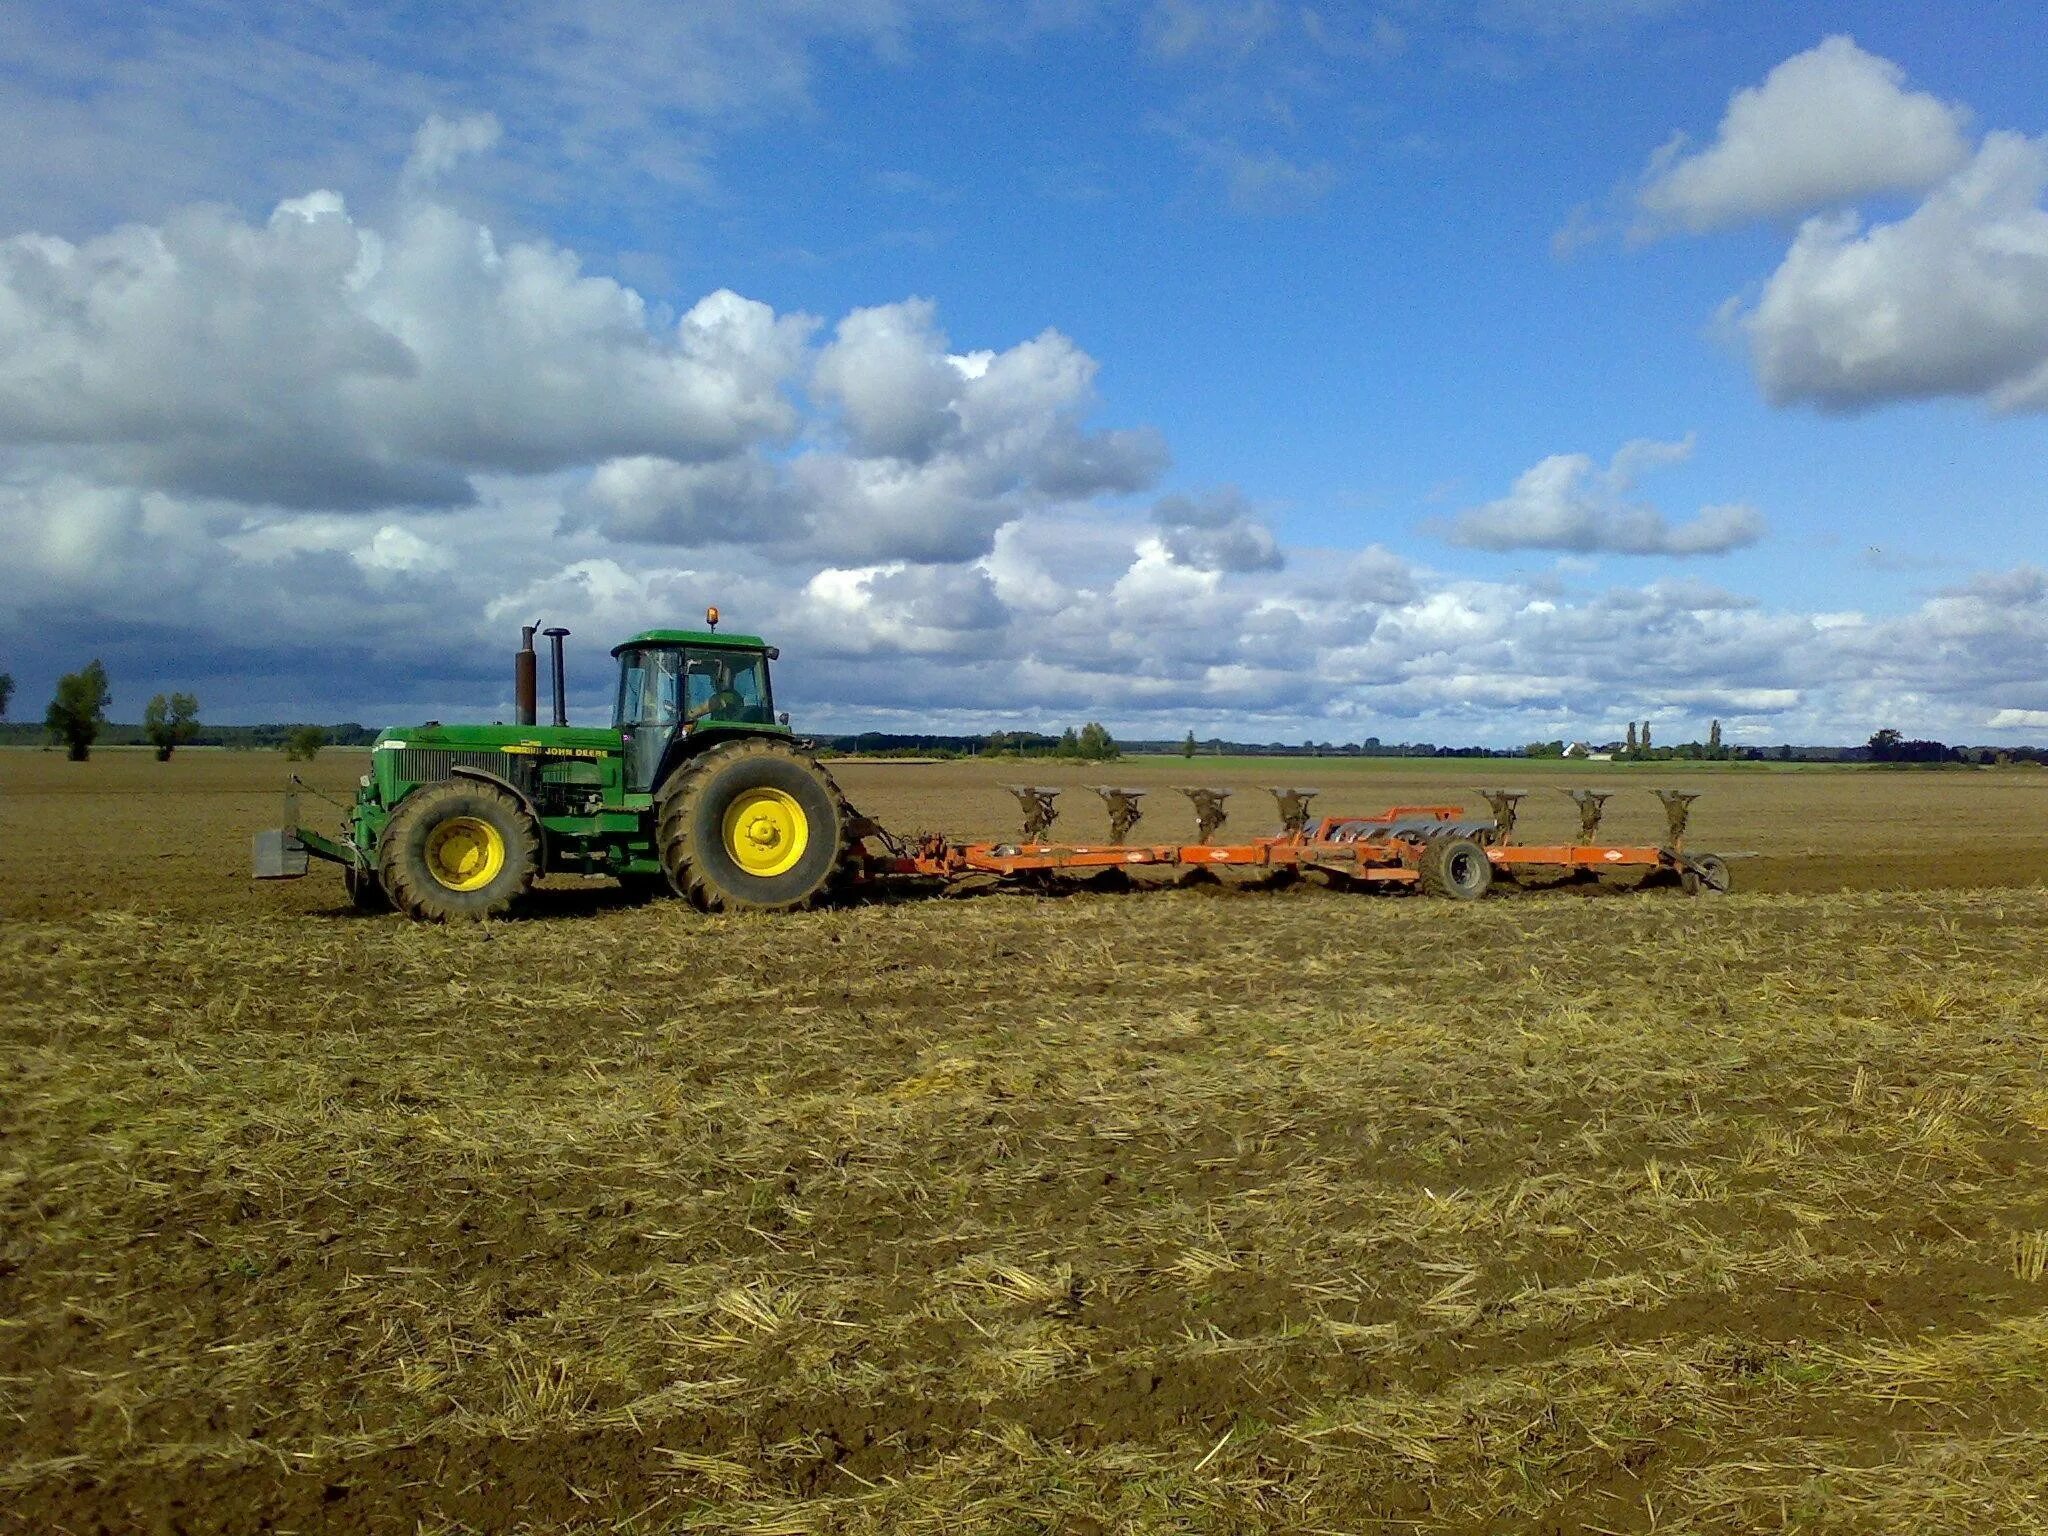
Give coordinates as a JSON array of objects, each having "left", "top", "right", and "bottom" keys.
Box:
[
  {"left": 1077, "top": 722, "right": 1118, "bottom": 761},
  {"left": 0, "top": 671, "right": 13, "bottom": 720},
  {"left": 1640, "top": 720, "right": 1653, "bottom": 751},
  {"left": 1708, "top": 719, "right": 1722, "bottom": 752},
  {"left": 1868, "top": 727, "right": 1904, "bottom": 761},
  {"left": 1624, "top": 721, "right": 1637, "bottom": 754},
  {"left": 283, "top": 725, "right": 329, "bottom": 761},
  {"left": 1180, "top": 729, "right": 1197, "bottom": 759},
  {"left": 1056, "top": 726, "right": 1080, "bottom": 757},
  {"left": 1523, "top": 740, "right": 1565, "bottom": 759},
  {"left": 45, "top": 660, "right": 110, "bottom": 761},
  {"left": 144, "top": 692, "right": 201, "bottom": 761}
]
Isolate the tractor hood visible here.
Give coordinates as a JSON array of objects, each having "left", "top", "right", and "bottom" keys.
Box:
[{"left": 370, "top": 723, "right": 623, "bottom": 755}]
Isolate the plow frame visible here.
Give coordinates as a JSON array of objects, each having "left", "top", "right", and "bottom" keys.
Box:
[{"left": 854, "top": 800, "right": 1723, "bottom": 894}]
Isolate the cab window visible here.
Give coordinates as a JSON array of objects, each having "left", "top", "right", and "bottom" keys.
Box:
[{"left": 682, "top": 649, "right": 771, "bottom": 723}]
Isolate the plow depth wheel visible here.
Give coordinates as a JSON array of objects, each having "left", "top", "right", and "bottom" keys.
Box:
[
  {"left": 378, "top": 780, "right": 540, "bottom": 922},
  {"left": 657, "top": 739, "right": 852, "bottom": 912},
  {"left": 1418, "top": 836, "right": 1493, "bottom": 901},
  {"left": 1682, "top": 854, "right": 1732, "bottom": 896}
]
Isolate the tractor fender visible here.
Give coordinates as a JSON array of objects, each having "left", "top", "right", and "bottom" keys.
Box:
[
  {"left": 654, "top": 726, "right": 802, "bottom": 793},
  {"left": 447, "top": 765, "right": 546, "bottom": 843}
]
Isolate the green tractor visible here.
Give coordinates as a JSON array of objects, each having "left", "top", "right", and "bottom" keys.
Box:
[{"left": 254, "top": 613, "right": 863, "bottom": 921}]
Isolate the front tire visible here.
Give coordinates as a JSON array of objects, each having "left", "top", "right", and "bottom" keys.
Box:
[
  {"left": 378, "top": 780, "right": 539, "bottom": 922},
  {"left": 656, "top": 739, "right": 851, "bottom": 911}
]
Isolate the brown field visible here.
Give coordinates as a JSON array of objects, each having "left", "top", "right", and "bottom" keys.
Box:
[{"left": 4, "top": 748, "right": 2048, "bottom": 1533}]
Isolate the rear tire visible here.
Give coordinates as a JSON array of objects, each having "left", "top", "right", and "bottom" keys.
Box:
[
  {"left": 1418, "top": 836, "right": 1493, "bottom": 901},
  {"left": 378, "top": 780, "right": 540, "bottom": 922},
  {"left": 656, "top": 739, "right": 853, "bottom": 912}
]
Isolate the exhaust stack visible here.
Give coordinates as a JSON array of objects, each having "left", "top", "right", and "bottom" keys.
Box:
[
  {"left": 515, "top": 623, "right": 539, "bottom": 727},
  {"left": 544, "top": 627, "right": 570, "bottom": 728}
]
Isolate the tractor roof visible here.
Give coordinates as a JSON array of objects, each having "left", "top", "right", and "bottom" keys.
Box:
[{"left": 610, "top": 629, "right": 769, "bottom": 655}]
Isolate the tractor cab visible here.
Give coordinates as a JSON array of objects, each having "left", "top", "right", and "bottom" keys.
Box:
[{"left": 611, "top": 617, "right": 783, "bottom": 793}]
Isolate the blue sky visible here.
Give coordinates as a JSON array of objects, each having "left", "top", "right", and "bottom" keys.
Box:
[{"left": 2, "top": 0, "right": 2046, "bottom": 745}]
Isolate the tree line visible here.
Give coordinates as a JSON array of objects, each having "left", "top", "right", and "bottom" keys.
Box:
[{"left": 1, "top": 661, "right": 356, "bottom": 761}]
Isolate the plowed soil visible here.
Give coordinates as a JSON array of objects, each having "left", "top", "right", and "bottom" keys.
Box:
[{"left": 4, "top": 748, "right": 2048, "bottom": 1534}]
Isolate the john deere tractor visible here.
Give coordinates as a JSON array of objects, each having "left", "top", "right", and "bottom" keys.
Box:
[{"left": 254, "top": 614, "right": 861, "bottom": 921}]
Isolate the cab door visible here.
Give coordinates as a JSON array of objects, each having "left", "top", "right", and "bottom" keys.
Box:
[{"left": 615, "top": 649, "right": 682, "bottom": 793}]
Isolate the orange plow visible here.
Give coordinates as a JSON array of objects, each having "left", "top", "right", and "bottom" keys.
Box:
[{"left": 850, "top": 784, "right": 1731, "bottom": 899}]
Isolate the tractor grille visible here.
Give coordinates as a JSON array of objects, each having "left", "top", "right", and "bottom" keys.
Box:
[{"left": 391, "top": 749, "right": 535, "bottom": 791}]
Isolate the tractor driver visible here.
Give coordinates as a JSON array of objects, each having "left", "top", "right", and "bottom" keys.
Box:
[{"left": 685, "top": 657, "right": 746, "bottom": 723}]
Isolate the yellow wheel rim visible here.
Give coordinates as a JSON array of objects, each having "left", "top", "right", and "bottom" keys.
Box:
[
  {"left": 424, "top": 815, "right": 506, "bottom": 892},
  {"left": 722, "top": 788, "right": 809, "bottom": 878}
]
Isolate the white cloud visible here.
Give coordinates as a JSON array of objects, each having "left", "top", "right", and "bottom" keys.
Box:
[
  {"left": 585, "top": 301, "right": 1166, "bottom": 564},
  {"left": 13, "top": 451, "right": 2048, "bottom": 744},
  {"left": 0, "top": 194, "right": 814, "bottom": 509},
  {"left": 354, "top": 524, "right": 451, "bottom": 576},
  {"left": 796, "top": 563, "right": 1009, "bottom": 658},
  {"left": 1343, "top": 545, "right": 1418, "bottom": 606},
  {"left": 1637, "top": 36, "right": 1970, "bottom": 233},
  {"left": 1443, "top": 437, "right": 1765, "bottom": 556},
  {"left": 7, "top": 159, "right": 2048, "bottom": 746},
  {"left": 581, "top": 456, "right": 797, "bottom": 546},
  {"left": 1741, "top": 133, "right": 2048, "bottom": 411},
  {"left": 401, "top": 112, "right": 503, "bottom": 187},
  {"left": 1153, "top": 486, "right": 1284, "bottom": 572},
  {"left": 812, "top": 300, "right": 965, "bottom": 461}
]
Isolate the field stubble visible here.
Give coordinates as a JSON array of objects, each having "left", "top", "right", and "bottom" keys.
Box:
[{"left": 3, "top": 750, "right": 2048, "bottom": 1532}]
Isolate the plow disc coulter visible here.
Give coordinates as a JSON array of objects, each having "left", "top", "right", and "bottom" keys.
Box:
[{"left": 853, "top": 782, "right": 1732, "bottom": 900}]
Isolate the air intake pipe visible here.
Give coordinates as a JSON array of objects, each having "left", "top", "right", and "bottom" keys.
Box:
[
  {"left": 544, "top": 627, "right": 570, "bottom": 728},
  {"left": 515, "top": 623, "right": 539, "bottom": 727}
]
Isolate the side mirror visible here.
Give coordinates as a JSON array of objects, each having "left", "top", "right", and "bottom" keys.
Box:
[{"left": 779, "top": 712, "right": 791, "bottom": 727}]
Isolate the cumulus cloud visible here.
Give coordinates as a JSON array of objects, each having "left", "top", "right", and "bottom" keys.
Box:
[
  {"left": 1152, "top": 486, "right": 1284, "bottom": 572},
  {"left": 1443, "top": 437, "right": 1765, "bottom": 556},
  {"left": 1343, "top": 545, "right": 1418, "bottom": 606},
  {"left": 584, "top": 300, "right": 1165, "bottom": 564},
  {"left": 1637, "top": 36, "right": 1970, "bottom": 234},
  {"left": 580, "top": 456, "right": 797, "bottom": 546},
  {"left": 1741, "top": 133, "right": 2048, "bottom": 411},
  {"left": 0, "top": 193, "right": 812, "bottom": 509},
  {"left": 812, "top": 300, "right": 964, "bottom": 461},
  {"left": 797, "top": 563, "right": 1009, "bottom": 659},
  {"left": 1625, "top": 39, "right": 2048, "bottom": 415},
  {"left": 6, "top": 156, "right": 2045, "bottom": 746}
]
